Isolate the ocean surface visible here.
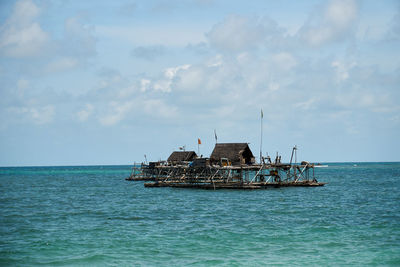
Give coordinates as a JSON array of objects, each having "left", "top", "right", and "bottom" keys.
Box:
[{"left": 0, "top": 163, "right": 399, "bottom": 266}]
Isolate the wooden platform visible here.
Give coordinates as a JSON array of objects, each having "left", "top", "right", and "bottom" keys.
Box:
[
  {"left": 144, "top": 180, "right": 326, "bottom": 189},
  {"left": 126, "top": 158, "right": 325, "bottom": 190}
]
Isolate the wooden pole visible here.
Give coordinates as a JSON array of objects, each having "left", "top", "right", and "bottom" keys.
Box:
[{"left": 260, "top": 109, "right": 264, "bottom": 163}]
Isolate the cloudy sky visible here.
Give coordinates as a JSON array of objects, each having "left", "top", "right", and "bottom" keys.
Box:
[{"left": 0, "top": 0, "right": 399, "bottom": 166}]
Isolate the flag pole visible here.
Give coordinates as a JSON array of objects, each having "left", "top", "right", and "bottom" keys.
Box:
[{"left": 260, "top": 109, "right": 263, "bottom": 164}]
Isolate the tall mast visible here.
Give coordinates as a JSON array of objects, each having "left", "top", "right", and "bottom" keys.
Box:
[{"left": 260, "top": 109, "right": 263, "bottom": 163}]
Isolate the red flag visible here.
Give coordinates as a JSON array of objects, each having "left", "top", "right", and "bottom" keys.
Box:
[{"left": 198, "top": 138, "right": 201, "bottom": 145}]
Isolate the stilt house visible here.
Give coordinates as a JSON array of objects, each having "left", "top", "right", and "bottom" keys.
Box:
[
  {"left": 210, "top": 143, "right": 255, "bottom": 166},
  {"left": 167, "top": 151, "right": 197, "bottom": 165}
]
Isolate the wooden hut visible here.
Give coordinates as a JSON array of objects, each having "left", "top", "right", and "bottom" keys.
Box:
[
  {"left": 210, "top": 143, "right": 255, "bottom": 166},
  {"left": 167, "top": 151, "right": 197, "bottom": 165}
]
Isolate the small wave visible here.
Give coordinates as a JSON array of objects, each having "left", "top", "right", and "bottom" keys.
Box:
[
  {"left": 107, "top": 216, "right": 145, "bottom": 221},
  {"left": 42, "top": 254, "right": 113, "bottom": 266}
]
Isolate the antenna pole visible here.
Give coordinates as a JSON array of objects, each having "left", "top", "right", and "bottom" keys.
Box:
[{"left": 260, "top": 109, "right": 263, "bottom": 164}]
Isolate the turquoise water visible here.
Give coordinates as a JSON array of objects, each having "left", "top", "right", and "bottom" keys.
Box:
[{"left": 1, "top": 163, "right": 399, "bottom": 266}]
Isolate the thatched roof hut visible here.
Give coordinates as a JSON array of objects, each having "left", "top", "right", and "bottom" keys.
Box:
[
  {"left": 167, "top": 151, "right": 197, "bottom": 164},
  {"left": 210, "top": 143, "right": 255, "bottom": 165}
]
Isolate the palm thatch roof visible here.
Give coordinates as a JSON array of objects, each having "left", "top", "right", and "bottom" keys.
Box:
[
  {"left": 210, "top": 143, "right": 255, "bottom": 165},
  {"left": 167, "top": 151, "right": 197, "bottom": 163}
]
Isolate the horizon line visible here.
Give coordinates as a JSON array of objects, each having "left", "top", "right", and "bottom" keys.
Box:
[{"left": 1, "top": 161, "right": 399, "bottom": 168}]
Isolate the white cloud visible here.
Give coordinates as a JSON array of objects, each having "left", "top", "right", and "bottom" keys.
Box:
[
  {"left": 272, "top": 52, "right": 297, "bottom": 71},
  {"left": 299, "top": 0, "right": 358, "bottom": 46},
  {"left": 389, "top": 114, "right": 400, "bottom": 124},
  {"left": 98, "top": 70, "right": 122, "bottom": 89},
  {"left": 268, "top": 82, "right": 280, "bottom": 92},
  {"left": 207, "top": 54, "right": 223, "bottom": 67},
  {"left": 387, "top": 6, "right": 400, "bottom": 40},
  {"left": 17, "top": 78, "right": 29, "bottom": 90},
  {"left": 0, "top": 0, "right": 49, "bottom": 58},
  {"left": 10, "top": 0, "right": 40, "bottom": 24},
  {"left": 334, "top": 85, "right": 393, "bottom": 112},
  {"left": 143, "top": 99, "right": 178, "bottom": 119},
  {"left": 165, "top": 64, "right": 191, "bottom": 79},
  {"left": 10, "top": 105, "right": 55, "bottom": 125},
  {"left": 172, "top": 59, "right": 235, "bottom": 93},
  {"left": 175, "top": 65, "right": 206, "bottom": 91},
  {"left": 64, "top": 17, "right": 96, "bottom": 57},
  {"left": 76, "top": 103, "right": 94, "bottom": 122},
  {"left": 117, "top": 2, "right": 137, "bottom": 16},
  {"left": 96, "top": 97, "right": 179, "bottom": 126},
  {"left": 325, "top": 0, "right": 357, "bottom": 28},
  {"left": 206, "top": 15, "right": 286, "bottom": 53},
  {"left": 44, "top": 57, "right": 79, "bottom": 73},
  {"left": 131, "top": 45, "right": 166, "bottom": 61},
  {"left": 99, "top": 101, "right": 134, "bottom": 126},
  {"left": 206, "top": 15, "right": 265, "bottom": 52},
  {"left": 153, "top": 64, "right": 190, "bottom": 92},
  {"left": 97, "top": 25, "right": 206, "bottom": 46},
  {"left": 2, "top": 3, "right": 394, "bottom": 135},
  {"left": 0, "top": 0, "right": 96, "bottom": 74},
  {"left": 140, "top": 79, "right": 151, "bottom": 92},
  {"left": 294, "top": 98, "right": 317, "bottom": 110},
  {"left": 16, "top": 78, "right": 29, "bottom": 97},
  {"left": 29, "top": 105, "right": 55, "bottom": 125},
  {"left": 331, "top": 60, "right": 356, "bottom": 82}
]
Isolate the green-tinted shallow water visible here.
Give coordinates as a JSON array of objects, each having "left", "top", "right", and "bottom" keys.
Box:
[{"left": 1, "top": 163, "right": 399, "bottom": 266}]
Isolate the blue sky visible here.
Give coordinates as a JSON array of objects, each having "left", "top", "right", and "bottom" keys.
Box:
[{"left": 0, "top": 0, "right": 399, "bottom": 166}]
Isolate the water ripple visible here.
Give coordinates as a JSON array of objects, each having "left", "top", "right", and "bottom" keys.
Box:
[{"left": 0, "top": 163, "right": 399, "bottom": 265}]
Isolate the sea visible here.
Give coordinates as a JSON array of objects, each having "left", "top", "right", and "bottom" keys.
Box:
[{"left": 0, "top": 162, "right": 399, "bottom": 266}]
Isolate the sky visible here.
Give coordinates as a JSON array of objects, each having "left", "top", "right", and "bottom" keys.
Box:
[{"left": 0, "top": 0, "right": 399, "bottom": 166}]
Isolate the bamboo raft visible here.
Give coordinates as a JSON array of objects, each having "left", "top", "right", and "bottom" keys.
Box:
[
  {"left": 145, "top": 180, "right": 325, "bottom": 189},
  {"left": 126, "top": 161, "right": 326, "bottom": 189}
]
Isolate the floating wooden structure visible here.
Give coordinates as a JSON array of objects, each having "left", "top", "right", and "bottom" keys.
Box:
[{"left": 126, "top": 144, "right": 326, "bottom": 189}]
